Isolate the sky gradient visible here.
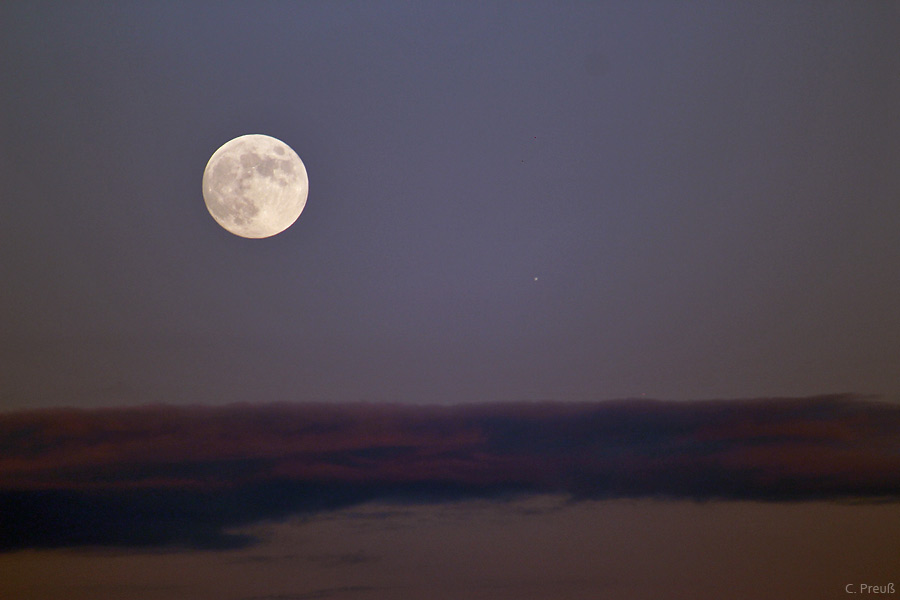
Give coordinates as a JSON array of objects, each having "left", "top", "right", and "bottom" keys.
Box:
[
  {"left": 2, "top": 1, "right": 899, "bottom": 598},
  {"left": 2, "top": 1, "right": 899, "bottom": 408}
]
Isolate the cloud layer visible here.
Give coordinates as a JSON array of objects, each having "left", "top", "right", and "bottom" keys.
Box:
[{"left": 1, "top": 395, "right": 898, "bottom": 551}]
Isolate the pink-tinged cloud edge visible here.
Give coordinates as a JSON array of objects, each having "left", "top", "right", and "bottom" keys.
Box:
[{"left": 2, "top": 394, "right": 898, "bottom": 497}]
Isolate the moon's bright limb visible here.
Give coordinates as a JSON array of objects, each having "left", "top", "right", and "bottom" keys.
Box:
[{"left": 202, "top": 134, "right": 308, "bottom": 238}]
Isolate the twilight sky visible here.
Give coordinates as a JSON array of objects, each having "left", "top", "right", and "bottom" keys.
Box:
[
  {"left": 2, "top": 1, "right": 899, "bottom": 408},
  {"left": 2, "top": 2, "right": 900, "bottom": 599}
]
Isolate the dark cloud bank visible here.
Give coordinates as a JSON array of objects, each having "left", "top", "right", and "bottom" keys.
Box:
[{"left": 1, "top": 395, "right": 898, "bottom": 552}]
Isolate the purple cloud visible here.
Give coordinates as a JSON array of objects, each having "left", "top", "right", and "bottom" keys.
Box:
[{"left": 1, "top": 395, "right": 898, "bottom": 551}]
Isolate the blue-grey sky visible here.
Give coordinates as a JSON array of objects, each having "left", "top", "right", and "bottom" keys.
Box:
[{"left": 2, "top": 1, "right": 899, "bottom": 409}]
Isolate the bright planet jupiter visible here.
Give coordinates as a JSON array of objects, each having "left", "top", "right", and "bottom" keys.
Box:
[{"left": 202, "top": 134, "right": 308, "bottom": 238}]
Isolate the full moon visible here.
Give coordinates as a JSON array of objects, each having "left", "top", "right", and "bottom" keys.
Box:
[{"left": 202, "top": 134, "right": 308, "bottom": 238}]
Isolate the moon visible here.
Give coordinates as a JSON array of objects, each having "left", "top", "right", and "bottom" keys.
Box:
[{"left": 202, "top": 134, "right": 308, "bottom": 238}]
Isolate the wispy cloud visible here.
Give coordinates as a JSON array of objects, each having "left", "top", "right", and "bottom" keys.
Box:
[
  {"left": 1, "top": 395, "right": 898, "bottom": 551},
  {"left": 305, "top": 551, "right": 378, "bottom": 568},
  {"left": 241, "top": 588, "right": 378, "bottom": 600}
]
